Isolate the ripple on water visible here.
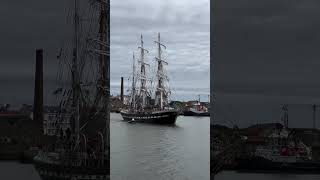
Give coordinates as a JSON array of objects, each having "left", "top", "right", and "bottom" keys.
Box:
[{"left": 110, "top": 113, "right": 210, "bottom": 180}]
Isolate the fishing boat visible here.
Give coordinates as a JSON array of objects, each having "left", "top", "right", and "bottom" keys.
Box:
[
  {"left": 120, "top": 33, "right": 178, "bottom": 124},
  {"left": 33, "top": 0, "right": 110, "bottom": 179},
  {"left": 183, "top": 96, "right": 210, "bottom": 117},
  {"left": 236, "top": 105, "right": 320, "bottom": 173},
  {"left": 235, "top": 127, "right": 320, "bottom": 172}
]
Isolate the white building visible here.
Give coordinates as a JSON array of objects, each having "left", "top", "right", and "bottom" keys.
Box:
[
  {"left": 43, "top": 112, "right": 71, "bottom": 136},
  {"left": 43, "top": 106, "right": 71, "bottom": 136}
]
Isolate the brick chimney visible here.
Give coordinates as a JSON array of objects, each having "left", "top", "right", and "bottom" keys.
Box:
[
  {"left": 120, "top": 77, "right": 124, "bottom": 103},
  {"left": 33, "top": 49, "right": 44, "bottom": 127}
]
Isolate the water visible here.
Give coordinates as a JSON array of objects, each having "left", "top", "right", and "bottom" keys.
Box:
[
  {"left": 110, "top": 113, "right": 210, "bottom": 180},
  {"left": 2, "top": 114, "right": 320, "bottom": 180},
  {"left": 215, "top": 171, "right": 320, "bottom": 180},
  {"left": 0, "top": 161, "right": 40, "bottom": 180},
  {"left": 0, "top": 113, "right": 209, "bottom": 180}
]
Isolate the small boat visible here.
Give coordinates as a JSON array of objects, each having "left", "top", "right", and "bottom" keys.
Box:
[
  {"left": 236, "top": 105, "right": 320, "bottom": 173},
  {"left": 128, "top": 118, "right": 136, "bottom": 123},
  {"left": 183, "top": 96, "right": 210, "bottom": 117},
  {"left": 183, "top": 109, "right": 210, "bottom": 117}
]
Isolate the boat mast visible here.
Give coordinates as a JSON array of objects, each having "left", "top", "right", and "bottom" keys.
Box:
[
  {"left": 72, "top": 0, "right": 80, "bottom": 142},
  {"left": 138, "top": 34, "right": 149, "bottom": 109},
  {"left": 154, "top": 32, "right": 167, "bottom": 109},
  {"left": 99, "top": 0, "right": 110, "bottom": 159},
  {"left": 132, "top": 52, "right": 136, "bottom": 111}
]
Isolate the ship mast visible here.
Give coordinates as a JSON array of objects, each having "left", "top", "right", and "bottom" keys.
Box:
[
  {"left": 138, "top": 34, "right": 149, "bottom": 109},
  {"left": 154, "top": 32, "right": 168, "bottom": 109},
  {"left": 132, "top": 52, "right": 136, "bottom": 111},
  {"left": 72, "top": 0, "right": 80, "bottom": 142},
  {"left": 99, "top": 0, "right": 110, "bottom": 159},
  {"left": 82, "top": 0, "right": 110, "bottom": 159}
]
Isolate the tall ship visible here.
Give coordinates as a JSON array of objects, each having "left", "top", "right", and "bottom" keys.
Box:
[
  {"left": 120, "top": 33, "right": 178, "bottom": 124},
  {"left": 33, "top": 0, "right": 110, "bottom": 179}
]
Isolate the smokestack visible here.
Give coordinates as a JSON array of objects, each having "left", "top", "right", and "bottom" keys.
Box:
[
  {"left": 313, "top": 104, "right": 316, "bottom": 129},
  {"left": 33, "top": 49, "right": 43, "bottom": 127},
  {"left": 120, "top": 77, "right": 124, "bottom": 103}
]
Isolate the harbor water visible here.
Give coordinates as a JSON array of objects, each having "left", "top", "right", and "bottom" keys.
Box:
[
  {"left": 2, "top": 162, "right": 320, "bottom": 180},
  {"left": 110, "top": 113, "right": 209, "bottom": 180},
  {"left": 2, "top": 114, "right": 320, "bottom": 180},
  {"left": 215, "top": 171, "right": 320, "bottom": 180},
  {"left": 0, "top": 161, "right": 41, "bottom": 180}
]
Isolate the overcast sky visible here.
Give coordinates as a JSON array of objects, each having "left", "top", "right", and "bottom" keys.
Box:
[
  {"left": 111, "top": 0, "right": 210, "bottom": 101},
  {"left": 214, "top": 0, "right": 320, "bottom": 104},
  {"left": 212, "top": 1, "right": 320, "bottom": 127},
  {"left": 0, "top": 0, "right": 72, "bottom": 106},
  {"left": 0, "top": 0, "right": 209, "bottom": 106},
  {"left": 214, "top": 104, "right": 320, "bottom": 129}
]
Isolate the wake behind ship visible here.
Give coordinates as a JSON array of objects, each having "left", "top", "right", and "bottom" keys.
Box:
[{"left": 120, "top": 33, "right": 178, "bottom": 124}]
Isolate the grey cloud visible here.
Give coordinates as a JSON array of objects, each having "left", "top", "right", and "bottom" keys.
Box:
[
  {"left": 0, "top": 0, "right": 209, "bottom": 105},
  {"left": 111, "top": 0, "right": 210, "bottom": 100},
  {"left": 214, "top": 0, "right": 320, "bottom": 103},
  {"left": 214, "top": 104, "right": 319, "bottom": 128}
]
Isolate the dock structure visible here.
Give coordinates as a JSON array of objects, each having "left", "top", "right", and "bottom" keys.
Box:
[{"left": 211, "top": 127, "right": 243, "bottom": 177}]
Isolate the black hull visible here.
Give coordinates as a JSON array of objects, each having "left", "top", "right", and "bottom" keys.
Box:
[
  {"left": 120, "top": 110, "right": 178, "bottom": 124},
  {"left": 34, "top": 159, "right": 109, "bottom": 180},
  {"left": 235, "top": 156, "right": 320, "bottom": 173},
  {"left": 183, "top": 111, "right": 210, "bottom": 117}
]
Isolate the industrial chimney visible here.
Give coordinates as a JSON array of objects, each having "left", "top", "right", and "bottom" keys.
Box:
[
  {"left": 33, "top": 49, "right": 44, "bottom": 127},
  {"left": 120, "top": 77, "right": 124, "bottom": 103},
  {"left": 313, "top": 104, "right": 317, "bottom": 129}
]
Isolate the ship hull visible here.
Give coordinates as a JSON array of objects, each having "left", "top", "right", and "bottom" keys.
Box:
[
  {"left": 183, "top": 110, "right": 210, "bottom": 117},
  {"left": 120, "top": 110, "right": 178, "bottom": 124},
  {"left": 235, "top": 156, "right": 320, "bottom": 173}
]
